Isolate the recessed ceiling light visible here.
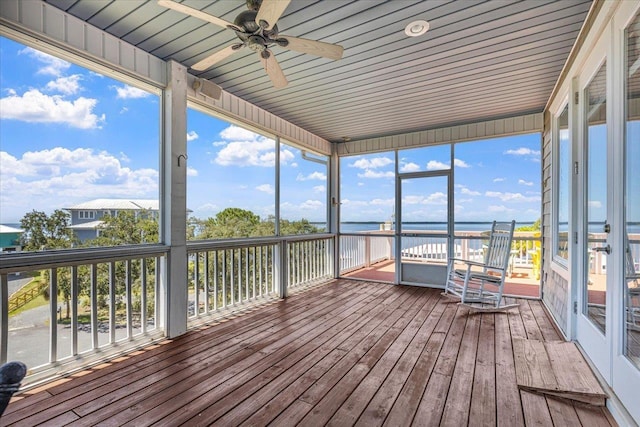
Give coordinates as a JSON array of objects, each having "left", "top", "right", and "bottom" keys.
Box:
[{"left": 404, "top": 20, "right": 430, "bottom": 37}]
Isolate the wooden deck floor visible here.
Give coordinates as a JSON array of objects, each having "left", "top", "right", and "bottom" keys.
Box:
[{"left": 2, "top": 280, "right": 615, "bottom": 426}]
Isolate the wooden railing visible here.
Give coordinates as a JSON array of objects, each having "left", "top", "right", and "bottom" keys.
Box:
[{"left": 7, "top": 280, "right": 47, "bottom": 313}]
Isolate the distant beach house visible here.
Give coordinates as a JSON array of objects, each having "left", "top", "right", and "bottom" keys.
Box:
[
  {"left": 0, "top": 224, "right": 23, "bottom": 253},
  {"left": 65, "top": 199, "right": 159, "bottom": 242}
]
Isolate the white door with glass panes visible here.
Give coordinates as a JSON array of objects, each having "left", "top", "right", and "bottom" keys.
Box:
[
  {"left": 575, "top": 32, "right": 610, "bottom": 382},
  {"left": 611, "top": 4, "right": 640, "bottom": 423},
  {"left": 574, "top": 4, "right": 640, "bottom": 423}
]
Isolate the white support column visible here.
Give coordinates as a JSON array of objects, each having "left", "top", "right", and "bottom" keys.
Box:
[
  {"left": 161, "top": 60, "right": 188, "bottom": 338},
  {"left": 329, "top": 148, "right": 340, "bottom": 278}
]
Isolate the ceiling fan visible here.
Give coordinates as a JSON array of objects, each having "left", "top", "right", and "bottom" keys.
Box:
[{"left": 158, "top": 0, "right": 345, "bottom": 88}]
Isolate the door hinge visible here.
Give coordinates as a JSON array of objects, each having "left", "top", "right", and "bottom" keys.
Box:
[
  {"left": 573, "top": 301, "right": 578, "bottom": 314},
  {"left": 574, "top": 231, "right": 578, "bottom": 244},
  {"left": 574, "top": 91, "right": 579, "bottom": 104},
  {"left": 574, "top": 161, "right": 579, "bottom": 175}
]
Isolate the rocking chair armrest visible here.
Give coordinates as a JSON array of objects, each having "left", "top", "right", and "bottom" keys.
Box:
[{"left": 448, "top": 258, "right": 487, "bottom": 268}]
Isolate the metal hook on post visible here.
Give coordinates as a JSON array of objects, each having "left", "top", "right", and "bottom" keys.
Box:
[{"left": 177, "top": 154, "right": 188, "bottom": 167}]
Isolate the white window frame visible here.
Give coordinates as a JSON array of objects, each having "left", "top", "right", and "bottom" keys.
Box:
[{"left": 552, "top": 100, "right": 571, "bottom": 268}]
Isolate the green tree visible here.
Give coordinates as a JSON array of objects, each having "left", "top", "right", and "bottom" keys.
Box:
[
  {"left": 19, "top": 209, "right": 75, "bottom": 251},
  {"left": 199, "top": 208, "right": 262, "bottom": 239},
  {"left": 91, "top": 210, "right": 159, "bottom": 246}
]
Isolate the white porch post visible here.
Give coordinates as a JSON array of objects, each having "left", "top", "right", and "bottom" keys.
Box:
[
  {"left": 160, "top": 60, "right": 188, "bottom": 338},
  {"left": 330, "top": 148, "right": 340, "bottom": 278}
]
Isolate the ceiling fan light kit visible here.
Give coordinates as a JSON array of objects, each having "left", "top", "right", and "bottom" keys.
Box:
[{"left": 158, "top": 0, "right": 345, "bottom": 88}]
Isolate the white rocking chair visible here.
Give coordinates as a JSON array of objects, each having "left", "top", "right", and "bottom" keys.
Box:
[{"left": 444, "top": 220, "right": 518, "bottom": 312}]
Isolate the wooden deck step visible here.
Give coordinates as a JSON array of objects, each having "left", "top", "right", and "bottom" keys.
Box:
[{"left": 513, "top": 338, "right": 607, "bottom": 406}]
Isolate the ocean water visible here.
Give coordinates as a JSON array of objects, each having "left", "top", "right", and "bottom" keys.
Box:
[{"left": 338, "top": 222, "right": 534, "bottom": 233}]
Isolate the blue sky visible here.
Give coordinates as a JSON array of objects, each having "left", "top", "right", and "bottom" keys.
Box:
[{"left": 0, "top": 36, "right": 328, "bottom": 224}]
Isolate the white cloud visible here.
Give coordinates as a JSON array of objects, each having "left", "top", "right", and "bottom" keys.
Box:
[
  {"left": 358, "top": 170, "right": 394, "bottom": 178},
  {"left": 0, "top": 89, "right": 105, "bottom": 129},
  {"left": 588, "top": 200, "right": 602, "bottom": 208},
  {"left": 493, "top": 177, "right": 505, "bottom": 182},
  {"left": 19, "top": 47, "right": 71, "bottom": 76},
  {"left": 300, "top": 200, "right": 323, "bottom": 210},
  {"left": 256, "top": 184, "right": 275, "bottom": 194},
  {"left": 485, "top": 191, "right": 540, "bottom": 203},
  {"left": 459, "top": 186, "right": 481, "bottom": 196},
  {"left": 45, "top": 74, "right": 82, "bottom": 95},
  {"left": 120, "top": 107, "right": 129, "bottom": 114},
  {"left": 349, "top": 157, "right": 392, "bottom": 169},
  {"left": 370, "top": 198, "right": 394, "bottom": 206},
  {"left": 488, "top": 205, "right": 514, "bottom": 213},
  {"left": 215, "top": 138, "right": 293, "bottom": 167},
  {"left": 186, "top": 131, "right": 199, "bottom": 141},
  {"left": 220, "top": 125, "right": 260, "bottom": 141},
  {"left": 454, "top": 158, "right": 470, "bottom": 168},
  {"left": 426, "top": 160, "right": 449, "bottom": 170},
  {"left": 400, "top": 162, "right": 420, "bottom": 172},
  {"left": 518, "top": 179, "right": 534, "bottom": 186},
  {"left": 402, "top": 192, "right": 447, "bottom": 205},
  {"left": 115, "top": 85, "right": 151, "bottom": 99},
  {"left": 313, "top": 185, "right": 325, "bottom": 193},
  {"left": 0, "top": 148, "right": 158, "bottom": 220},
  {"left": 504, "top": 147, "right": 541, "bottom": 156},
  {"left": 296, "top": 171, "right": 326, "bottom": 181},
  {"left": 341, "top": 199, "right": 369, "bottom": 207},
  {"left": 187, "top": 167, "right": 198, "bottom": 176},
  {"left": 357, "top": 182, "right": 364, "bottom": 186},
  {"left": 213, "top": 126, "right": 295, "bottom": 167}
]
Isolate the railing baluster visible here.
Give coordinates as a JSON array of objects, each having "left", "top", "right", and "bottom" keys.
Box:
[
  {"left": 222, "top": 250, "right": 227, "bottom": 308},
  {"left": 204, "top": 252, "right": 210, "bottom": 315},
  {"left": 71, "top": 266, "right": 78, "bottom": 356},
  {"left": 252, "top": 247, "right": 256, "bottom": 299},
  {"left": 91, "top": 263, "right": 98, "bottom": 349},
  {"left": 49, "top": 268, "right": 58, "bottom": 363},
  {"left": 141, "top": 258, "right": 147, "bottom": 334},
  {"left": 109, "top": 262, "right": 116, "bottom": 344},
  {"left": 213, "top": 250, "right": 218, "bottom": 311},
  {"left": 194, "top": 253, "right": 200, "bottom": 317},
  {"left": 0, "top": 274, "right": 7, "bottom": 364},
  {"left": 154, "top": 256, "right": 160, "bottom": 331},
  {"left": 126, "top": 260, "right": 132, "bottom": 339}
]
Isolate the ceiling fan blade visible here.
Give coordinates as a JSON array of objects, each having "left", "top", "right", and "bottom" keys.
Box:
[
  {"left": 157, "top": 0, "right": 235, "bottom": 30},
  {"left": 255, "top": 0, "right": 291, "bottom": 30},
  {"left": 192, "top": 45, "right": 240, "bottom": 71},
  {"left": 259, "top": 52, "right": 288, "bottom": 88},
  {"left": 279, "top": 36, "right": 344, "bottom": 60}
]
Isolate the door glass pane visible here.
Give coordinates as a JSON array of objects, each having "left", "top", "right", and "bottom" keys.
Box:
[
  {"left": 400, "top": 176, "right": 449, "bottom": 284},
  {"left": 625, "top": 11, "right": 640, "bottom": 368},
  {"left": 584, "top": 62, "right": 607, "bottom": 333},
  {"left": 557, "top": 105, "right": 570, "bottom": 260}
]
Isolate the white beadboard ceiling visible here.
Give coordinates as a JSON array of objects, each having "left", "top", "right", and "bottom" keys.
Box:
[{"left": 44, "top": 0, "right": 593, "bottom": 143}]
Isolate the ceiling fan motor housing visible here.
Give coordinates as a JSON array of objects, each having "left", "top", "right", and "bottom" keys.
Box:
[{"left": 234, "top": 10, "right": 279, "bottom": 51}]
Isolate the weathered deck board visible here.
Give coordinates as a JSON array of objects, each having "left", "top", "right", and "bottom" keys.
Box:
[{"left": 3, "top": 280, "right": 616, "bottom": 427}]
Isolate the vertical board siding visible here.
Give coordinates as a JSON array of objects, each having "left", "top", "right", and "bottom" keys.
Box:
[
  {"left": 541, "top": 110, "right": 569, "bottom": 334},
  {"left": 336, "top": 113, "right": 543, "bottom": 155}
]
